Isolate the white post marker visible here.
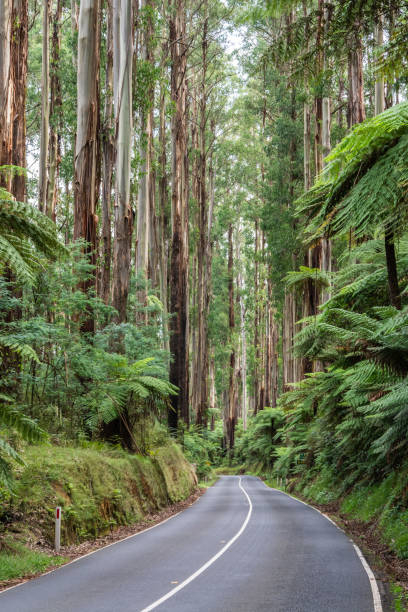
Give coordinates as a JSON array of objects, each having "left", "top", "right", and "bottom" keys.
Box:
[{"left": 55, "top": 506, "right": 61, "bottom": 553}]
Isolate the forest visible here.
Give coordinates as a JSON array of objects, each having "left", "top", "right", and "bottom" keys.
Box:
[{"left": 2, "top": 0, "right": 408, "bottom": 599}]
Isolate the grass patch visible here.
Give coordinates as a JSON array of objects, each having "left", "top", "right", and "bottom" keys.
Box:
[
  {"left": 391, "top": 583, "right": 408, "bottom": 611},
  {"left": 0, "top": 540, "right": 66, "bottom": 581}
]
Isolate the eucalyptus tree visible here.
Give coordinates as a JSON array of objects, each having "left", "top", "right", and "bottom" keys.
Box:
[
  {"left": 47, "top": 0, "right": 63, "bottom": 221},
  {"left": 189, "top": 0, "right": 229, "bottom": 426},
  {"left": 101, "top": 0, "right": 114, "bottom": 305},
  {"left": 38, "top": 0, "right": 50, "bottom": 214},
  {"left": 112, "top": 0, "right": 134, "bottom": 324},
  {"left": 168, "top": 0, "right": 189, "bottom": 429},
  {"left": 73, "top": 0, "right": 101, "bottom": 334},
  {"left": 0, "top": 0, "right": 13, "bottom": 183},
  {"left": 10, "top": 0, "right": 28, "bottom": 203},
  {"left": 0, "top": 0, "right": 28, "bottom": 201},
  {"left": 136, "top": 0, "right": 157, "bottom": 310}
]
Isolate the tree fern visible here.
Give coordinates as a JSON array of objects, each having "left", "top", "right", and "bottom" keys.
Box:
[
  {"left": 0, "top": 394, "right": 46, "bottom": 488},
  {"left": 296, "top": 102, "right": 408, "bottom": 241},
  {"left": 86, "top": 357, "right": 178, "bottom": 440},
  {"left": 0, "top": 191, "right": 66, "bottom": 282},
  {"left": 285, "top": 266, "right": 331, "bottom": 291}
]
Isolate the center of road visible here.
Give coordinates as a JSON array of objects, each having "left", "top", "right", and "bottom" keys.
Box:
[{"left": 139, "top": 477, "right": 253, "bottom": 612}]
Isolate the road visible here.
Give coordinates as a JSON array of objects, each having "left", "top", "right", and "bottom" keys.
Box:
[{"left": 0, "top": 476, "right": 379, "bottom": 612}]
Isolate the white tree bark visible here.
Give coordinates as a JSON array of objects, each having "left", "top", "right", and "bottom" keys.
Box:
[
  {"left": 73, "top": 0, "right": 100, "bottom": 333},
  {"left": 112, "top": 0, "right": 133, "bottom": 322},
  {"left": 75, "top": 0, "right": 99, "bottom": 211},
  {"left": 237, "top": 223, "right": 247, "bottom": 430},
  {"left": 375, "top": 16, "right": 384, "bottom": 116},
  {"left": 136, "top": 0, "right": 150, "bottom": 296},
  {"left": 0, "top": 0, "right": 10, "bottom": 103},
  {"left": 113, "top": 0, "right": 120, "bottom": 110},
  {"left": 0, "top": 0, "right": 12, "bottom": 185},
  {"left": 116, "top": 0, "right": 132, "bottom": 207}
]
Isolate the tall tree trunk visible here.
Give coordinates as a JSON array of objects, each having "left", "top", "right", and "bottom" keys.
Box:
[
  {"left": 136, "top": 0, "right": 150, "bottom": 314},
  {"left": 347, "top": 27, "right": 366, "bottom": 128},
  {"left": 338, "top": 71, "right": 345, "bottom": 130},
  {"left": 322, "top": 1, "right": 330, "bottom": 162},
  {"left": 101, "top": 0, "right": 114, "bottom": 305},
  {"left": 302, "top": 83, "right": 313, "bottom": 377},
  {"left": 314, "top": 100, "right": 323, "bottom": 177},
  {"left": 103, "top": 0, "right": 134, "bottom": 448},
  {"left": 112, "top": 0, "right": 133, "bottom": 324},
  {"left": 0, "top": 0, "right": 27, "bottom": 194},
  {"left": 264, "top": 269, "right": 276, "bottom": 409},
  {"left": 190, "top": 253, "right": 198, "bottom": 413},
  {"left": 305, "top": 0, "right": 331, "bottom": 354},
  {"left": 314, "top": 0, "right": 323, "bottom": 177},
  {"left": 284, "top": 82, "right": 301, "bottom": 388},
  {"left": 71, "top": 0, "right": 79, "bottom": 66},
  {"left": 320, "top": 0, "right": 332, "bottom": 304},
  {"left": 237, "top": 225, "right": 247, "bottom": 430},
  {"left": 271, "top": 305, "right": 278, "bottom": 408},
  {"left": 39, "top": 0, "right": 50, "bottom": 213},
  {"left": 0, "top": 0, "right": 13, "bottom": 188},
  {"left": 303, "top": 2, "right": 311, "bottom": 192},
  {"left": 303, "top": 101, "right": 311, "bottom": 191},
  {"left": 158, "top": 72, "right": 170, "bottom": 354},
  {"left": 46, "top": 0, "right": 62, "bottom": 221},
  {"left": 258, "top": 230, "right": 266, "bottom": 411},
  {"left": 203, "top": 128, "right": 215, "bottom": 420},
  {"left": 146, "top": 2, "right": 158, "bottom": 292},
  {"left": 190, "top": 78, "right": 199, "bottom": 416},
  {"left": 196, "top": 5, "right": 210, "bottom": 426},
  {"left": 253, "top": 218, "right": 260, "bottom": 414},
  {"left": 385, "top": 229, "right": 401, "bottom": 310},
  {"left": 148, "top": 104, "right": 159, "bottom": 289},
  {"left": 209, "top": 354, "right": 216, "bottom": 430},
  {"left": 73, "top": 0, "right": 101, "bottom": 334},
  {"left": 11, "top": 0, "right": 28, "bottom": 202},
  {"left": 282, "top": 289, "right": 297, "bottom": 391},
  {"left": 168, "top": 0, "right": 189, "bottom": 429},
  {"left": 0, "top": 0, "right": 27, "bottom": 381},
  {"left": 226, "top": 223, "right": 236, "bottom": 451},
  {"left": 374, "top": 16, "right": 384, "bottom": 117}
]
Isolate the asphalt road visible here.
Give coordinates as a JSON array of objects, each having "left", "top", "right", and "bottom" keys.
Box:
[{"left": 0, "top": 476, "right": 378, "bottom": 612}]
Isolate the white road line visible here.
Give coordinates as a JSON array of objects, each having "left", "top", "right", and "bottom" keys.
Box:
[
  {"left": 263, "top": 482, "right": 383, "bottom": 612},
  {"left": 139, "top": 476, "right": 253, "bottom": 612},
  {"left": 353, "top": 544, "right": 383, "bottom": 612}
]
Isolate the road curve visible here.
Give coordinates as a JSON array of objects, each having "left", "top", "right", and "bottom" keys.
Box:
[{"left": 0, "top": 476, "right": 378, "bottom": 612}]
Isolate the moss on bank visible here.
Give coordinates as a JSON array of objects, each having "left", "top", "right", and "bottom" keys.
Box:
[{"left": 0, "top": 441, "right": 196, "bottom": 581}]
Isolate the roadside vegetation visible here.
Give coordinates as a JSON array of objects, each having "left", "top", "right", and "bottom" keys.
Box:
[{"left": 0, "top": 540, "right": 66, "bottom": 582}]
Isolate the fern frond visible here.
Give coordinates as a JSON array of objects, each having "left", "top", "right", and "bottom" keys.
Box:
[
  {"left": 0, "top": 196, "right": 67, "bottom": 283},
  {"left": 0, "top": 401, "right": 46, "bottom": 442},
  {"left": 285, "top": 266, "right": 331, "bottom": 290}
]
